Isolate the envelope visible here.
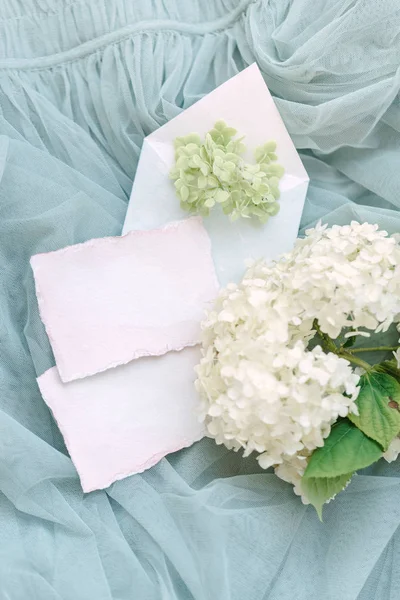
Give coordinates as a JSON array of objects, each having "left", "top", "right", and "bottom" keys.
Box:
[{"left": 123, "top": 63, "right": 309, "bottom": 285}]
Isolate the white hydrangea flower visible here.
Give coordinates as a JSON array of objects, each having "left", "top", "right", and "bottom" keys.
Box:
[
  {"left": 245, "top": 221, "right": 400, "bottom": 339},
  {"left": 274, "top": 453, "right": 311, "bottom": 503},
  {"left": 196, "top": 222, "right": 400, "bottom": 502},
  {"left": 383, "top": 437, "right": 400, "bottom": 463},
  {"left": 196, "top": 338, "right": 359, "bottom": 503}
]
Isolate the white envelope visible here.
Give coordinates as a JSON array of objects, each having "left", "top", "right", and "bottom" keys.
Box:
[{"left": 123, "top": 63, "right": 309, "bottom": 285}]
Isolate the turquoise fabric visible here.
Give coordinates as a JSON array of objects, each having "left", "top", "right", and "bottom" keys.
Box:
[{"left": 1, "top": 1, "right": 400, "bottom": 598}]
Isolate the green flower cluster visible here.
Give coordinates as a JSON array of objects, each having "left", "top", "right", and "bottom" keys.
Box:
[{"left": 169, "top": 121, "right": 285, "bottom": 224}]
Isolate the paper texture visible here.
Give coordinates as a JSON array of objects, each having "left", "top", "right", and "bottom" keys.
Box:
[
  {"left": 31, "top": 217, "right": 218, "bottom": 383},
  {"left": 38, "top": 348, "right": 204, "bottom": 492},
  {"left": 123, "top": 63, "right": 309, "bottom": 285}
]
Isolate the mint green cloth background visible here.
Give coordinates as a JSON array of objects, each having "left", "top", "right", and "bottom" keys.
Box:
[{"left": 1, "top": 1, "right": 400, "bottom": 598}]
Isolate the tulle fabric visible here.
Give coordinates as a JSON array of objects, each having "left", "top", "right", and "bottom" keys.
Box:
[{"left": 1, "top": 1, "right": 400, "bottom": 598}]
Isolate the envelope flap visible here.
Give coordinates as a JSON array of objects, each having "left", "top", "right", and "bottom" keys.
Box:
[{"left": 146, "top": 63, "right": 309, "bottom": 183}]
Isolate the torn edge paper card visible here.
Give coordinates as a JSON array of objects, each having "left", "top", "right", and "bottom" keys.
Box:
[
  {"left": 31, "top": 217, "right": 218, "bottom": 383},
  {"left": 37, "top": 347, "right": 205, "bottom": 492}
]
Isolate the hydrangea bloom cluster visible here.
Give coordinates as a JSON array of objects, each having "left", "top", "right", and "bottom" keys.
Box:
[
  {"left": 195, "top": 222, "right": 400, "bottom": 503},
  {"left": 243, "top": 221, "right": 400, "bottom": 341},
  {"left": 170, "top": 121, "right": 284, "bottom": 224}
]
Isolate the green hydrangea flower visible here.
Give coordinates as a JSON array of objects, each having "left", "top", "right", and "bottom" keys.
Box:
[{"left": 170, "top": 121, "right": 285, "bottom": 225}]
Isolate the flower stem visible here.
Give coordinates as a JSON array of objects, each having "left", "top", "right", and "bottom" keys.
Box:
[
  {"left": 313, "top": 319, "right": 372, "bottom": 371},
  {"left": 337, "top": 351, "right": 372, "bottom": 372},
  {"left": 313, "top": 320, "right": 338, "bottom": 353},
  {"left": 350, "top": 346, "right": 400, "bottom": 354}
]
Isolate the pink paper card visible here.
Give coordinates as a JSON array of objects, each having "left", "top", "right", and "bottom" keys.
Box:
[
  {"left": 37, "top": 347, "right": 204, "bottom": 492},
  {"left": 31, "top": 217, "right": 218, "bottom": 383}
]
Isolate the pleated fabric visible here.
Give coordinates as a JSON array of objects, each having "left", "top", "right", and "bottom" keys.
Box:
[{"left": 1, "top": 1, "right": 400, "bottom": 598}]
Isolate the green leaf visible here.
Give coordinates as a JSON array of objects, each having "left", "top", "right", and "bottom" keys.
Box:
[
  {"left": 304, "top": 420, "right": 382, "bottom": 479},
  {"left": 301, "top": 473, "right": 353, "bottom": 520},
  {"left": 374, "top": 359, "right": 400, "bottom": 384},
  {"left": 348, "top": 372, "right": 400, "bottom": 451}
]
